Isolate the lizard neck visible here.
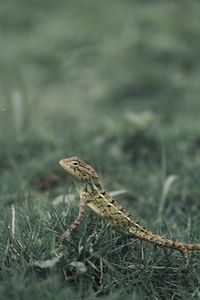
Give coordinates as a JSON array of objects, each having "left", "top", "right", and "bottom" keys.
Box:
[{"left": 86, "top": 177, "right": 105, "bottom": 194}]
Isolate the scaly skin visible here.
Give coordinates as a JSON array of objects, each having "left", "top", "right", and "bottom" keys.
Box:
[{"left": 59, "top": 156, "right": 200, "bottom": 265}]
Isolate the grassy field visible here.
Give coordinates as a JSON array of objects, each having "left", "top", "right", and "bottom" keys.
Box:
[{"left": 1, "top": 1, "right": 200, "bottom": 299}]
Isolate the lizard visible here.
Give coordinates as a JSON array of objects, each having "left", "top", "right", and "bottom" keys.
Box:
[{"left": 59, "top": 156, "right": 200, "bottom": 266}]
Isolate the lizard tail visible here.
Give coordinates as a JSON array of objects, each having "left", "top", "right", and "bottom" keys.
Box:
[
  {"left": 139, "top": 232, "right": 199, "bottom": 269},
  {"left": 182, "top": 243, "right": 200, "bottom": 251},
  {"left": 131, "top": 228, "right": 200, "bottom": 255},
  {"left": 162, "top": 240, "right": 200, "bottom": 253}
]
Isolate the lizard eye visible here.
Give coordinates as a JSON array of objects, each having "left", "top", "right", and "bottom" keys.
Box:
[{"left": 73, "top": 162, "right": 78, "bottom": 166}]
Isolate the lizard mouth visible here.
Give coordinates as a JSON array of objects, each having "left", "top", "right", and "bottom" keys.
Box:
[
  {"left": 59, "top": 159, "right": 65, "bottom": 168},
  {"left": 59, "top": 159, "right": 70, "bottom": 173},
  {"left": 59, "top": 159, "right": 79, "bottom": 178}
]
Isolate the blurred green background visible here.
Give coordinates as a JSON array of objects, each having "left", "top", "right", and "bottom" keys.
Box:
[{"left": 1, "top": 1, "right": 200, "bottom": 299}]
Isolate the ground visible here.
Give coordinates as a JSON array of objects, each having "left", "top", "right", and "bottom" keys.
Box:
[{"left": 0, "top": 1, "right": 200, "bottom": 299}]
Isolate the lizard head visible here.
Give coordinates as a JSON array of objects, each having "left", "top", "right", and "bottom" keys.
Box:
[{"left": 59, "top": 156, "right": 98, "bottom": 182}]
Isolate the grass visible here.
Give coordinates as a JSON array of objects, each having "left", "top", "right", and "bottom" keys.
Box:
[{"left": 1, "top": 0, "right": 200, "bottom": 299}]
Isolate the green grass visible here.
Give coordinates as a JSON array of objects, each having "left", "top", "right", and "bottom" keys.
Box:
[{"left": 1, "top": 0, "right": 200, "bottom": 299}]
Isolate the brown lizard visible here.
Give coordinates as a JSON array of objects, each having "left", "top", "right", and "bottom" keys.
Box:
[{"left": 59, "top": 156, "right": 200, "bottom": 266}]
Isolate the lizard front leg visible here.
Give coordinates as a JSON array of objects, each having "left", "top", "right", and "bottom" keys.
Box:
[{"left": 61, "top": 192, "right": 87, "bottom": 243}]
